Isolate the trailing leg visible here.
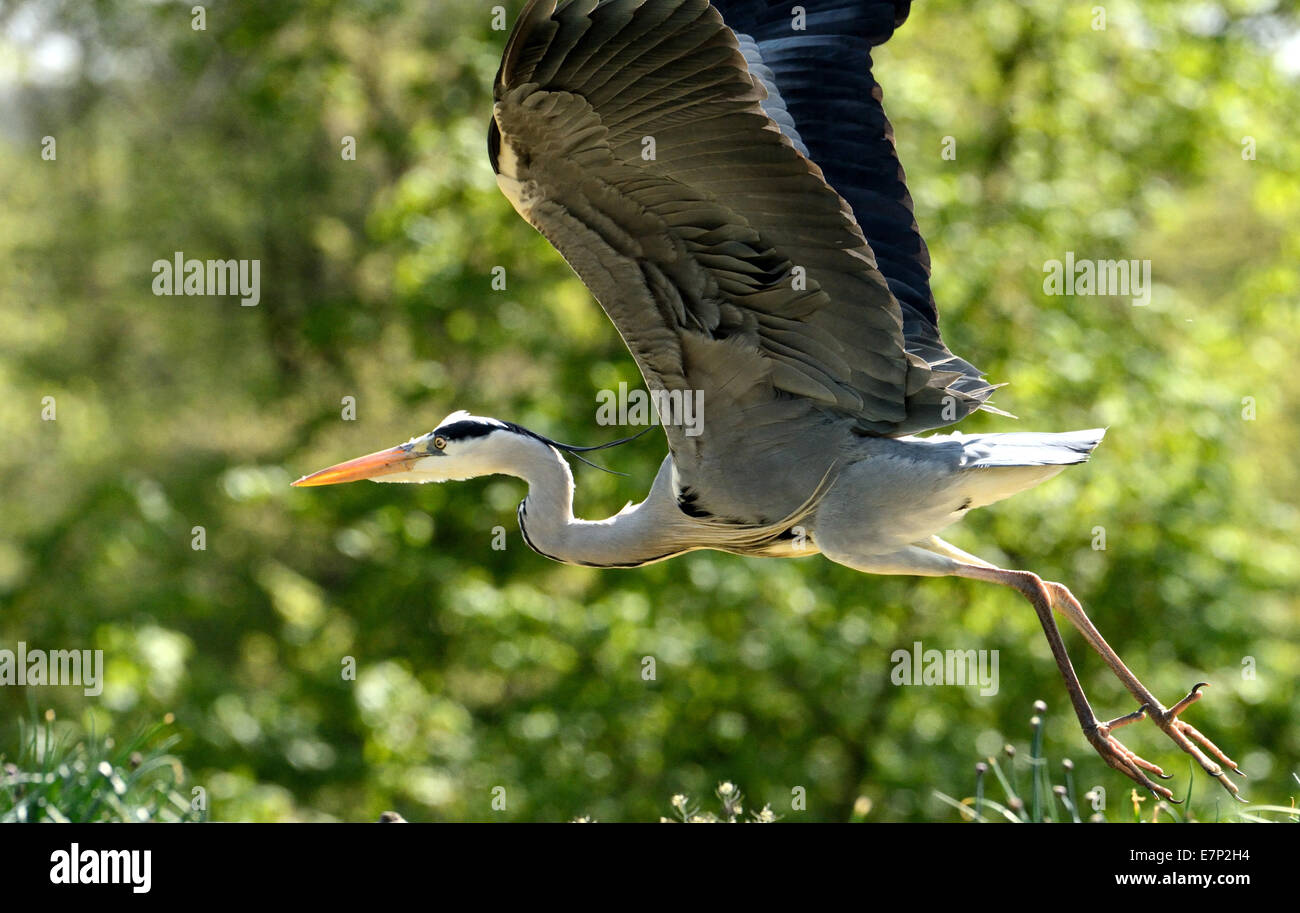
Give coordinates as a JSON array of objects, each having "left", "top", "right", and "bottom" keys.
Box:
[{"left": 949, "top": 563, "right": 1180, "bottom": 800}]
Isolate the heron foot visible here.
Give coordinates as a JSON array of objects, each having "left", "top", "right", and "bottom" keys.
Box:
[
  {"left": 1041, "top": 581, "right": 1246, "bottom": 802},
  {"left": 1082, "top": 708, "right": 1177, "bottom": 802},
  {"left": 1145, "top": 684, "right": 1247, "bottom": 801}
]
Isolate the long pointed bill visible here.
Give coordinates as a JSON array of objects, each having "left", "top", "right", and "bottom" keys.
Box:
[{"left": 291, "top": 445, "right": 419, "bottom": 487}]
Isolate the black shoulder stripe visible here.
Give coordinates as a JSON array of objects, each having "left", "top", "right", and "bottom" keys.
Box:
[{"left": 675, "top": 486, "right": 712, "bottom": 519}]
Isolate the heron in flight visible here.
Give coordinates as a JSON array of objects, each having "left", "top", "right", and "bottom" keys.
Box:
[{"left": 295, "top": 0, "right": 1242, "bottom": 802}]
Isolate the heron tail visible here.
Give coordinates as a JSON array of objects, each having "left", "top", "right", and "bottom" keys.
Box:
[
  {"left": 960, "top": 428, "right": 1107, "bottom": 469},
  {"left": 952, "top": 428, "right": 1106, "bottom": 510}
]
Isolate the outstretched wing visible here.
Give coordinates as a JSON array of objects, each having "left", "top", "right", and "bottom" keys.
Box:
[
  {"left": 491, "top": 0, "right": 994, "bottom": 521},
  {"left": 709, "top": 0, "right": 968, "bottom": 374}
]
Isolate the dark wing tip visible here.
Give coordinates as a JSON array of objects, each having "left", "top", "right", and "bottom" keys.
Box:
[{"left": 866, "top": 0, "right": 914, "bottom": 45}]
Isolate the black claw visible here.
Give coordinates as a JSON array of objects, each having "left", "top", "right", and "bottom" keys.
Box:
[
  {"left": 1165, "top": 793, "right": 1184, "bottom": 805},
  {"left": 1156, "top": 771, "right": 1174, "bottom": 780},
  {"left": 1190, "top": 682, "right": 1209, "bottom": 693},
  {"left": 1231, "top": 767, "right": 1248, "bottom": 779}
]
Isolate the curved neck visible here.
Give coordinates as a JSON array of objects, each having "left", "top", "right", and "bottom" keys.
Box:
[{"left": 498, "top": 433, "right": 684, "bottom": 568}]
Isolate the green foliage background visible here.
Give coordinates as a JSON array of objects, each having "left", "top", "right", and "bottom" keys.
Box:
[{"left": 1, "top": 0, "right": 1296, "bottom": 822}]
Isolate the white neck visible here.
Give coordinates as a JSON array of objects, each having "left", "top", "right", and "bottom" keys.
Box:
[{"left": 498, "top": 432, "right": 688, "bottom": 568}]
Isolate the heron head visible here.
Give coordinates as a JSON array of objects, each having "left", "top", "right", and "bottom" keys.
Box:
[{"left": 291, "top": 411, "right": 525, "bottom": 487}]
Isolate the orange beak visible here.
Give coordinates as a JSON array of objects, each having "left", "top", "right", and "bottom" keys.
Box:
[{"left": 291, "top": 445, "right": 421, "bottom": 487}]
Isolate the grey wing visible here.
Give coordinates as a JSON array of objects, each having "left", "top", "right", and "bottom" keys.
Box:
[
  {"left": 711, "top": 0, "right": 988, "bottom": 387},
  {"left": 491, "top": 0, "right": 995, "bottom": 523}
]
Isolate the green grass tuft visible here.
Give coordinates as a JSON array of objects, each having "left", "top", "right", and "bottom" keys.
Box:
[
  {"left": 935, "top": 701, "right": 1299, "bottom": 823},
  {"left": 0, "top": 708, "right": 201, "bottom": 824}
]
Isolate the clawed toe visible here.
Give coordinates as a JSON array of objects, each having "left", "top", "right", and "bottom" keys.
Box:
[
  {"left": 1078, "top": 683, "right": 1247, "bottom": 803},
  {"left": 1148, "top": 684, "right": 1246, "bottom": 801},
  {"left": 1083, "top": 719, "right": 1175, "bottom": 801},
  {"left": 1100, "top": 707, "right": 1146, "bottom": 731}
]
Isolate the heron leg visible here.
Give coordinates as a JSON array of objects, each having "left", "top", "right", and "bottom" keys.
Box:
[
  {"left": 1040, "top": 580, "right": 1243, "bottom": 798},
  {"left": 820, "top": 539, "right": 1241, "bottom": 799},
  {"left": 948, "top": 563, "right": 1179, "bottom": 800}
]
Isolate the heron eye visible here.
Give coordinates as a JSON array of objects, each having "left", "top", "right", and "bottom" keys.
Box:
[{"left": 433, "top": 436, "right": 447, "bottom": 451}]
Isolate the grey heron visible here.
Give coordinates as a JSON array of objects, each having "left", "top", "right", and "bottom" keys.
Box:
[{"left": 294, "top": 0, "right": 1243, "bottom": 802}]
